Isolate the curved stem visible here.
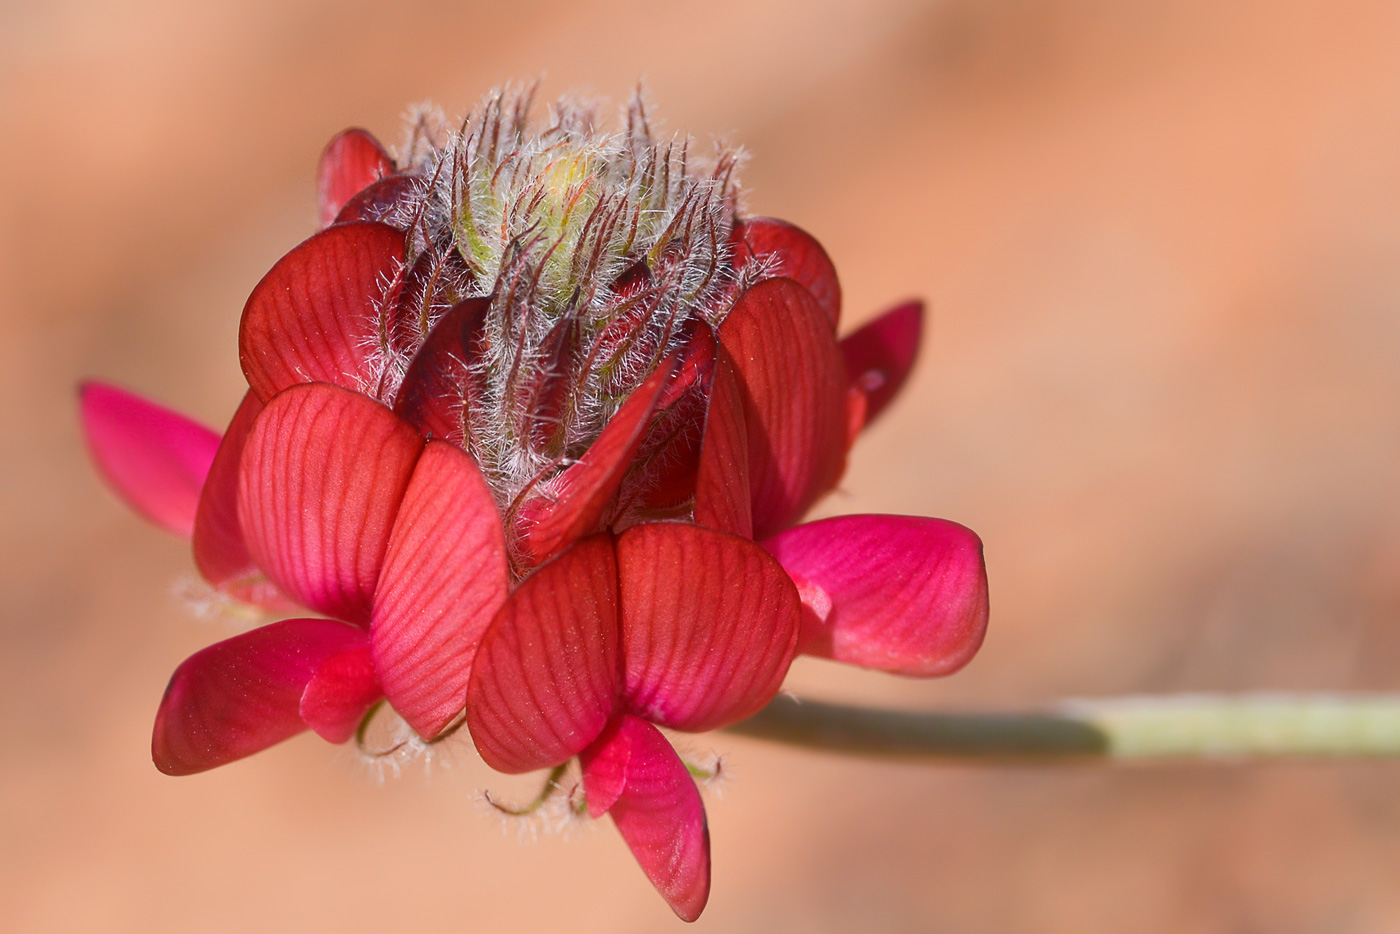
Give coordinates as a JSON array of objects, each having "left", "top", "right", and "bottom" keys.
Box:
[{"left": 723, "top": 693, "right": 1400, "bottom": 763}]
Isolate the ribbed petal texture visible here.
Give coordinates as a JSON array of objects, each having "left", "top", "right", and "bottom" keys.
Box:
[
  {"left": 731, "top": 217, "right": 841, "bottom": 328},
  {"left": 692, "top": 343, "right": 752, "bottom": 538}
]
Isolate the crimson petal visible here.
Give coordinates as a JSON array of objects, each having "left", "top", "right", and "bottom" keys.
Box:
[
  {"left": 840, "top": 300, "right": 923, "bottom": 428},
  {"left": 239, "top": 222, "right": 406, "bottom": 402},
  {"left": 78, "top": 382, "right": 218, "bottom": 537},
  {"left": 372, "top": 441, "right": 508, "bottom": 739},
  {"left": 763, "top": 515, "right": 989, "bottom": 676},
  {"left": 691, "top": 342, "right": 752, "bottom": 537},
  {"left": 617, "top": 523, "right": 799, "bottom": 732},
  {"left": 317, "top": 128, "right": 395, "bottom": 228},
  {"left": 731, "top": 217, "right": 841, "bottom": 328},
  {"left": 393, "top": 297, "right": 492, "bottom": 445},
  {"left": 152, "top": 617, "right": 368, "bottom": 775},
  {"left": 579, "top": 716, "right": 711, "bottom": 922},
  {"left": 466, "top": 536, "right": 619, "bottom": 774},
  {"left": 514, "top": 357, "right": 676, "bottom": 568},
  {"left": 299, "top": 642, "right": 382, "bottom": 743},
  {"left": 718, "top": 278, "right": 848, "bottom": 538},
  {"left": 238, "top": 383, "right": 423, "bottom": 626},
  {"left": 333, "top": 173, "right": 420, "bottom": 227}
]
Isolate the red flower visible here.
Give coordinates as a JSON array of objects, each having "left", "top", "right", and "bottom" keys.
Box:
[{"left": 79, "top": 89, "right": 988, "bottom": 921}]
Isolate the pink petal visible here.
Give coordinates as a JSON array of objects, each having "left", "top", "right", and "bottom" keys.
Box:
[
  {"left": 466, "top": 536, "right": 619, "bottom": 774},
  {"left": 238, "top": 383, "right": 423, "bottom": 626},
  {"left": 617, "top": 522, "right": 800, "bottom": 732},
  {"left": 317, "top": 128, "right": 395, "bottom": 228},
  {"left": 718, "top": 278, "right": 848, "bottom": 539},
  {"left": 731, "top": 217, "right": 841, "bottom": 328},
  {"left": 299, "top": 642, "right": 382, "bottom": 743},
  {"left": 840, "top": 300, "right": 923, "bottom": 428},
  {"left": 579, "top": 716, "right": 711, "bottom": 922},
  {"left": 513, "top": 358, "right": 676, "bottom": 568},
  {"left": 763, "top": 515, "right": 989, "bottom": 676},
  {"left": 691, "top": 342, "right": 752, "bottom": 538},
  {"left": 393, "top": 297, "right": 492, "bottom": 445},
  {"left": 78, "top": 382, "right": 219, "bottom": 537},
  {"left": 152, "top": 617, "right": 368, "bottom": 775},
  {"left": 371, "top": 441, "right": 509, "bottom": 739},
  {"left": 239, "top": 222, "right": 406, "bottom": 403},
  {"left": 190, "top": 391, "right": 289, "bottom": 608}
]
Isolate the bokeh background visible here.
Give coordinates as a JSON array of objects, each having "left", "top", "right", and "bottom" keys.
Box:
[{"left": 5, "top": 0, "right": 1400, "bottom": 930}]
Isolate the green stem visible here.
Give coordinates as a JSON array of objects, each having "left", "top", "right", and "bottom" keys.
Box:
[{"left": 723, "top": 693, "right": 1400, "bottom": 763}]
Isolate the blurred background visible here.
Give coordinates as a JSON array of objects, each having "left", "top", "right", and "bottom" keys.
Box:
[{"left": 5, "top": 0, "right": 1400, "bottom": 930}]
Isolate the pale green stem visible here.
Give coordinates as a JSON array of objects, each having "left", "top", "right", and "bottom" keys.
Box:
[{"left": 723, "top": 694, "right": 1400, "bottom": 763}]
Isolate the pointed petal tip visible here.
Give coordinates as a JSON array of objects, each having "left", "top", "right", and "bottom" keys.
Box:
[
  {"left": 840, "top": 299, "right": 925, "bottom": 428},
  {"left": 79, "top": 380, "right": 219, "bottom": 537}
]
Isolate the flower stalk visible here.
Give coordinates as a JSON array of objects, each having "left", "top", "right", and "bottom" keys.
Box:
[{"left": 726, "top": 693, "right": 1400, "bottom": 762}]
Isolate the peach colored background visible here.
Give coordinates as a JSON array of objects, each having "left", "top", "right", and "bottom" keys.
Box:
[{"left": 6, "top": 1, "right": 1400, "bottom": 930}]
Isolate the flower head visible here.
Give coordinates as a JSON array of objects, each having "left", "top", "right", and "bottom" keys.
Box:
[{"left": 79, "top": 84, "right": 989, "bottom": 921}]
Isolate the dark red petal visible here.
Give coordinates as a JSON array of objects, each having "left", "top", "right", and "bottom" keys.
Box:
[
  {"left": 78, "top": 382, "right": 218, "bottom": 537},
  {"left": 152, "top": 617, "right": 368, "bottom": 775},
  {"left": 617, "top": 522, "right": 800, "bottom": 732},
  {"left": 629, "top": 322, "right": 717, "bottom": 514},
  {"left": 393, "top": 297, "right": 492, "bottom": 445},
  {"left": 371, "top": 442, "right": 509, "bottom": 740},
  {"left": 514, "top": 357, "right": 676, "bottom": 568},
  {"left": 691, "top": 342, "right": 752, "bottom": 538},
  {"left": 579, "top": 716, "right": 710, "bottom": 922},
  {"left": 840, "top": 300, "right": 923, "bottom": 428},
  {"left": 730, "top": 217, "right": 841, "bottom": 328},
  {"left": 718, "top": 278, "right": 848, "bottom": 538},
  {"left": 317, "top": 129, "right": 395, "bottom": 228},
  {"left": 239, "top": 222, "right": 406, "bottom": 402},
  {"left": 763, "top": 515, "right": 989, "bottom": 676},
  {"left": 238, "top": 383, "right": 423, "bottom": 626},
  {"left": 333, "top": 173, "right": 420, "bottom": 226},
  {"left": 189, "top": 391, "right": 288, "bottom": 608},
  {"left": 299, "top": 642, "right": 381, "bottom": 743},
  {"left": 466, "top": 536, "right": 619, "bottom": 774}
]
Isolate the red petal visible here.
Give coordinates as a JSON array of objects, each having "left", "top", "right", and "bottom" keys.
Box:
[
  {"left": 731, "top": 217, "right": 841, "bottom": 328},
  {"left": 579, "top": 716, "right": 710, "bottom": 922},
  {"left": 189, "top": 391, "right": 288, "bottom": 608},
  {"left": 718, "top": 278, "right": 848, "bottom": 538},
  {"left": 333, "top": 173, "right": 419, "bottom": 226},
  {"left": 317, "top": 129, "right": 395, "bottom": 228},
  {"left": 238, "top": 383, "right": 423, "bottom": 626},
  {"left": 840, "top": 300, "right": 923, "bottom": 428},
  {"left": 239, "top": 222, "right": 406, "bottom": 402},
  {"left": 78, "top": 382, "right": 218, "bottom": 537},
  {"left": 152, "top": 617, "right": 368, "bottom": 775},
  {"left": 300, "top": 642, "right": 382, "bottom": 743},
  {"left": 617, "top": 522, "right": 800, "bottom": 732},
  {"left": 763, "top": 515, "right": 989, "bottom": 676},
  {"left": 629, "top": 322, "right": 716, "bottom": 514},
  {"left": 371, "top": 442, "right": 509, "bottom": 739},
  {"left": 393, "top": 297, "right": 492, "bottom": 445},
  {"left": 513, "top": 357, "right": 676, "bottom": 568},
  {"left": 691, "top": 342, "right": 752, "bottom": 538},
  {"left": 466, "top": 536, "right": 619, "bottom": 774}
]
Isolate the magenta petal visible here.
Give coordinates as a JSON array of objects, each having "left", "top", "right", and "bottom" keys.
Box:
[
  {"left": 238, "top": 383, "right": 423, "bottom": 626},
  {"left": 691, "top": 342, "right": 753, "bottom": 538},
  {"left": 514, "top": 358, "right": 676, "bottom": 567},
  {"left": 317, "top": 128, "right": 395, "bottom": 228},
  {"left": 466, "top": 536, "right": 619, "bottom": 774},
  {"left": 78, "top": 382, "right": 219, "bottom": 537},
  {"left": 579, "top": 716, "right": 711, "bottom": 922},
  {"left": 152, "top": 617, "right": 368, "bottom": 775},
  {"left": 617, "top": 523, "right": 800, "bottom": 732},
  {"left": 239, "top": 222, "right": 406, "bottom": 402},
  {"left": 763, "top": 515, "right": 989, "bottom": 676},
  {"left": 371, "top": 441, "right": 508, "bottom": 739},
  {"left": 719, "top": 278, "right": 848, "bottom": 539},
  {"left": 300, "top": 642, "right": 381, "bottom": 743},
  {"left": 840, "top": 300, "right": 923, "bottom": 428},
  {"left": 393, "top": 297, "right": 491, "bottom": 445},
  {"left": 731, "top": 217, "right": 841, "bottom": 328}
]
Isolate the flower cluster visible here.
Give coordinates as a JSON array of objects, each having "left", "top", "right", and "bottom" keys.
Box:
[{"left": 80, "top": 86, "right": 988, "bottom": 921}]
